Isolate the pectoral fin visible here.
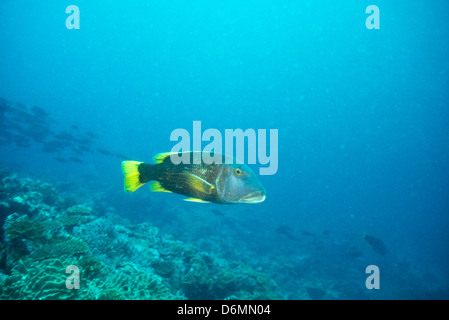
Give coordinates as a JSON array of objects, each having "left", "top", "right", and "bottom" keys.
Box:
[
  {"left": 182, "top": 171, "right": 215, "bottom": 195},
  {"left": 183, "top": 198, "right": 211, "bottom": 203}
]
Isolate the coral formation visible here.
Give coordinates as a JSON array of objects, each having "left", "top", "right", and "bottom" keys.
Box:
[
  {"left": 0, "top": 257, "right": 78, "bottom": 299},
  {"left": 0, "top": 172, "right": 281, "bottom": 300},
  {"left": 4, "top": 214, "right": 48, "bottom": 242},
  {"left": 57, "top": 214, "right": 91, "bottom": 233}
]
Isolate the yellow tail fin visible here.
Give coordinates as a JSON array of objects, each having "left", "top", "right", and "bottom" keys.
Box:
[{"left": 122, "top": 161, "right": 144, "bottom": 192}]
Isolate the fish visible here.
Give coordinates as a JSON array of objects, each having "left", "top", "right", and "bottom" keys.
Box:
[
  {"left": 85, "top": 131, "right": 99, "bottom": 140},
  {"left": 54, "top": 131, "right": 76, "bottom": 141},
  {"left": 121, "top": 151, "right": 266, "bottom": 204},
  {"left": 12, "top": 135, "right": 30, "bottom": 148},
  {"left": 276, "top": 225, "right": 300, "bottom": 241},
  {"left": 363, "top": 233, "right": 388, "bottom": 255},
  {"left": 211, "top": 209, "right": 225, "bottom": 216},
  {"left": 71, "top": 147, "right": 84, "bottom": 155},
  {"left": 115, "top": 152, "right": 130, "bottom": 159},
  {"left": 1, "top": 97, "right": 137, "bottom": 162},
  {"left": 97, "top": 147, "right": 114, "bottom": 156},
  {"left": 30, "top": 105, "right": 48, "bottom": 117}
]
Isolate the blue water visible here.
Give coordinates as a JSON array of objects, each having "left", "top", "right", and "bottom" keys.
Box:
[{"left": 1, "top": 0, "right": 448, "bottom": 299}]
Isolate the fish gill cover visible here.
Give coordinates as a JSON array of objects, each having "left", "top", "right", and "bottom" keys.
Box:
[{"left": 0, "top": 0, "right": 449, "bottom": 300}]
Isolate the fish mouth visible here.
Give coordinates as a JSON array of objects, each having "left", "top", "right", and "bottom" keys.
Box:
[{"left": 239, "top": 191, "right": 266, "bottom": 203}]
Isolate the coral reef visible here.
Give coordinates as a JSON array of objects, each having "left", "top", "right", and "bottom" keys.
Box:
[
  {"left": 0, "top": 257, "right": 78, "bottom": 299},
  {"left": 0, "top": 172, "right": 281, "bottom": 300}
]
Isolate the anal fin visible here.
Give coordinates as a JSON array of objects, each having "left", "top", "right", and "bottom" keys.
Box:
[{"left": 150, "top": 181, "right": 172, "bottom": 193}]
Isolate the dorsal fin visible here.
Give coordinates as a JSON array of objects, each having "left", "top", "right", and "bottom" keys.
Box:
[{"left": 152, "top": 152, "right": 176, "bottom": 164}]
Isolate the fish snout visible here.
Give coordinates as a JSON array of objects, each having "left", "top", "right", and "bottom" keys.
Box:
[{"left": 239, "top": 190, "right": 266, "bottom": 203}]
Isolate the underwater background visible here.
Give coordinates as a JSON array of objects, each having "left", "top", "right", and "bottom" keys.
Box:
[{"left": 1, "top": 0, "right": 448, "bottom": 299}]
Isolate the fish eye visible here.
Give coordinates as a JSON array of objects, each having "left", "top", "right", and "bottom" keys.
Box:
[{"left": 234, "top": 168, "right": 243, "bottom": 176}]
